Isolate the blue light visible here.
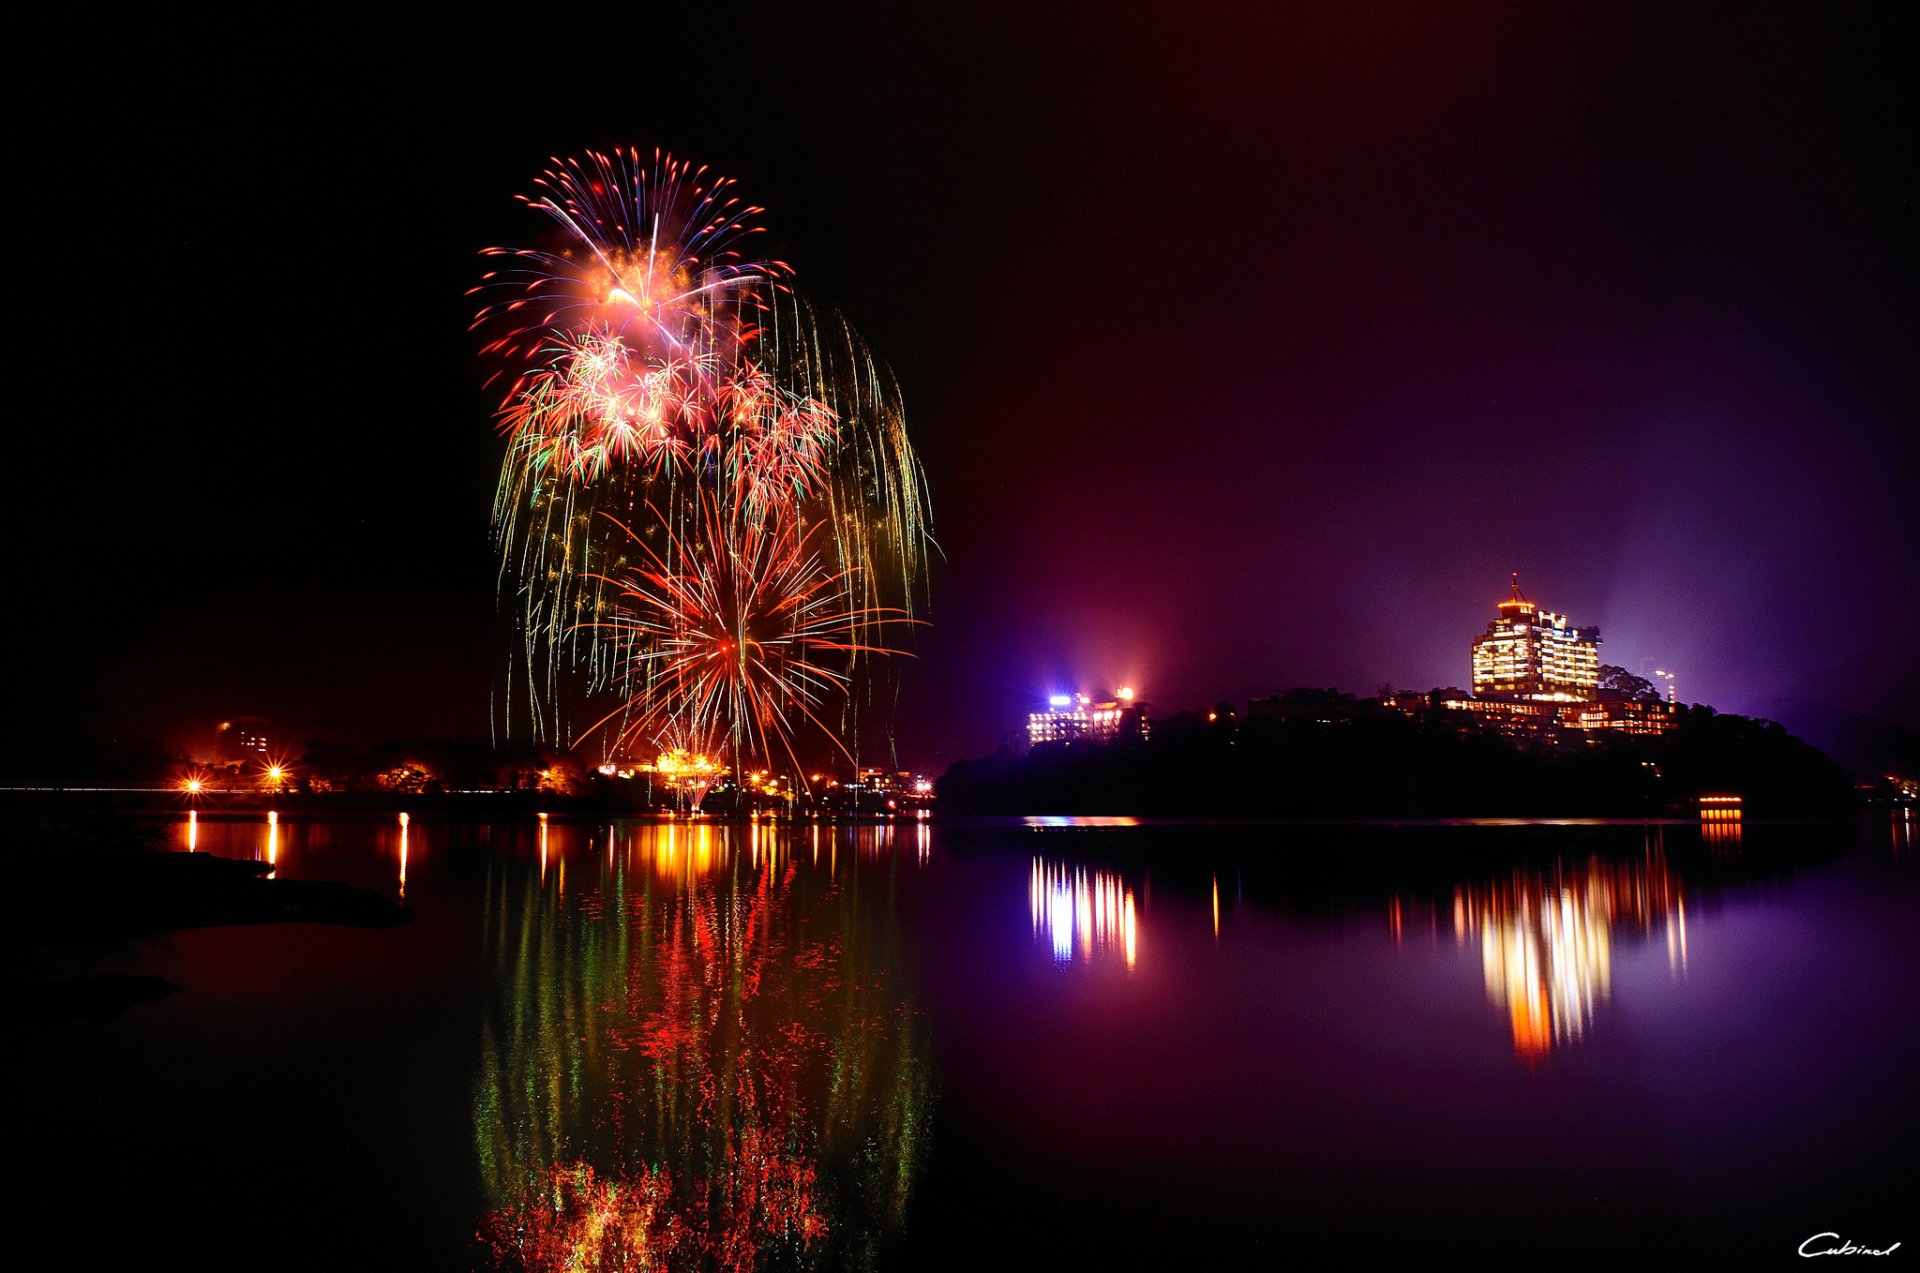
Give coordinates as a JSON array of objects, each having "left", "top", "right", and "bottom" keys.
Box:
[{"left": 1047, "top": 694, "right": 1073, "bottom": 708}]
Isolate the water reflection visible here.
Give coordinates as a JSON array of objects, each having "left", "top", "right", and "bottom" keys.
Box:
[
  {"left": 1415, "top": 841, "right": 1686, "bottom": 1063},
  {"left": 1701, "top": 806, "right": 1744, "bottom": 849},
  {"left": 1022, "top": 815, "right": 1142, "bottom": 829},
  {"left": 1029, "top": 859, "right": 1139, "bottom": 970},
  {"left": 475, "top": 822, "right": 929, "bottom": 1271}
]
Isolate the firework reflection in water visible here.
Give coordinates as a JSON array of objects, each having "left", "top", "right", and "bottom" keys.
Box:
[{"left": 475, "top": 821, "right": 930, "bottom": 1271}]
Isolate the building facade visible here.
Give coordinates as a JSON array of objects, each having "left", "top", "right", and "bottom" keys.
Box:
[
  {"left": 1379, "top": 578, "right": 1677, "bottom": 744},
  {"left": 1470, "top": 575, "right": 1601, "bottom": 700},
  {"left": 1027, "top": 689, "right": 1151, "bottom": 749}
]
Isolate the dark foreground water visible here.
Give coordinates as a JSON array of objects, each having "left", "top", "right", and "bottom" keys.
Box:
[{"left": 21, "top": 812, "right": 1918, "bottom": 1269}]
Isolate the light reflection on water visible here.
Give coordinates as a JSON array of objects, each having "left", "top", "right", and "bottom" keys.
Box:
[
  {"left": 1022, "top": 815, "right": 1142, "bottom": 828},
  {"left": 473, "top": 821, "right": 930, "bottom": 1272},
  {"left": 1029, "top": 859, "right": 1139, "bottom": 970},
  {"left": 115, "top": 812, "right": 1915, "bottom": 1268},
  {"left": 1700, "top": 805, "right": 1743, "bottom": 849},
  {"left": 1439, "top": 848, "right": 1686, "bottom": 1062},
  {"left": 178, "top": 811, "right": 1718, "bottom": 1071}
]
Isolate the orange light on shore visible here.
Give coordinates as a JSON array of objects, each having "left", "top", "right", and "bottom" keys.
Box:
[{"left": 657, "top": 750, "right": 720, "bottom": 779}]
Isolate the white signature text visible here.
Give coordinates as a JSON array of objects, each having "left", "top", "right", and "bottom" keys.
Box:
[{"left": 1801, "top": 1233, "right": 1902, "bottom": 1258}]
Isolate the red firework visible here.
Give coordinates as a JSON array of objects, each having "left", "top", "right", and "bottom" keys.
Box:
[{"left": 587, "top": 497, "right": 914, "bottom": 775}]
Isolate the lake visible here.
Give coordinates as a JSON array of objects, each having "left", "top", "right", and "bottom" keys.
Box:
[{"left": 20, "top": 811, "right": 1917, "bottom": 1268}]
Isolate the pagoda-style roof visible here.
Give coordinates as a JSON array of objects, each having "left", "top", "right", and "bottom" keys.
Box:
[{"left": 1496, "top": 571, "right": 1536, "bottom": 613}]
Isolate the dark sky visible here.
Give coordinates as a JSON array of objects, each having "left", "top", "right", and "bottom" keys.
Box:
[{"left": 16, "top": 3, "right": 1916, "bottom": 768}]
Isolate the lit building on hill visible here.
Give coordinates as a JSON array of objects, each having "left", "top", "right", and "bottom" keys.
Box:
[
  {"left": 1560, "top": 698, "right": 1679, "bottom": 735},
  {"left": 1434, "top": 687, "right": 1677, "bottom": 742},
  {"left": 1027, "top": 687, "right": 1151, "bottom": 749},
  {"left": 1471, "top": 575, "right": 1601, "bottom": 701},
  {"left": 1381, "top": 578, "right": 1676, "bottom": 743},
  {"left": 1437, "top": 693, "right": 1559, "bottom": 740}
]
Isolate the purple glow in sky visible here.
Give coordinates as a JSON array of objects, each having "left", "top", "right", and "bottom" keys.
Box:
[{"left": 12, "top": 5, "right": 1914, "bottom": 766}]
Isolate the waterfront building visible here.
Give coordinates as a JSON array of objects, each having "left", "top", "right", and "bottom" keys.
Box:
[
  {"left": 214, "top": 716, "right": 271, "bottom": 763},
  {"left": 1027, "top": 687, "right": 1151, "bottom": 749},
  {"left": 841, "top": 768, "right": 937, "bottom": 810}
]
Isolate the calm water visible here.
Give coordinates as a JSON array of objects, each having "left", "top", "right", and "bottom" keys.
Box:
[{"left": 22, "top": 812, "right": 1918, "bottom": 1268}]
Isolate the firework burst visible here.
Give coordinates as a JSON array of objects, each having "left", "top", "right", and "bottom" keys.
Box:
[
  {"left": 587, "top": 500, "right": 916, "bottom": 777},
  {"left": 478, "top": 150, "right": 932, "bottom": 774},
  {"left": 471, "top": 148, "right": 781, "bottom": 374}
]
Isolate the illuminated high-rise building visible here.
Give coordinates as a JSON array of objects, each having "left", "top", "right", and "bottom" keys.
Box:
[
  {"left": 1377, "top": 577, "right": 1674, "bottom": 741},
  {"left": 1470, "top": 575, "right": 1600, "bottom": 701}
]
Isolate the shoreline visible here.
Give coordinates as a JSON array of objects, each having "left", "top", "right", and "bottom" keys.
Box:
[{"left": 0, "top": 784, "right": 1897, "bottom": 827}]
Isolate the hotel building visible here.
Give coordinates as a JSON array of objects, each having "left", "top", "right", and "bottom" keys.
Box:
[
  {"left": 1027, "top": 689, "right": 1151, "bottom": 749},
  {"left": 1389, "top": 577, "right": 1677, "bottom": 742},
  {"left": 1471, "top": 575, "right": 1601, "bottom": 701}
]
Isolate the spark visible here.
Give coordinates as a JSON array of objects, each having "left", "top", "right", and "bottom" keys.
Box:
[{"left": 477, "top": 150, "right": 934, "bottom": 774}]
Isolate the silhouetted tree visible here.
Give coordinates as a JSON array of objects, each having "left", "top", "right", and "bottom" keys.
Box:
[{"left": 1598, "top": 665, "right": 1662, "bottom": 701}]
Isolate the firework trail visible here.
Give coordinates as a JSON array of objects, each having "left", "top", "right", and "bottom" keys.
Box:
[{"left": 475, "top": 149, "right": 932, "bottom": 775}]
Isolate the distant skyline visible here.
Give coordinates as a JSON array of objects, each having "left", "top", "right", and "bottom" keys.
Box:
[{"left": 13, "top": 5, "right": 1915, "bottom": 768}]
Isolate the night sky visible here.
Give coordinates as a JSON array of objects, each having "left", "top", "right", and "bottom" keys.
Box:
[{"left": 17, "top": 4, "right": 1915, "bottom": 769}]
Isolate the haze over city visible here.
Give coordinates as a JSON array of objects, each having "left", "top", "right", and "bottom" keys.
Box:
[{"left": 13, "top": 5, "right": 1914, "bottom": 770}]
